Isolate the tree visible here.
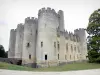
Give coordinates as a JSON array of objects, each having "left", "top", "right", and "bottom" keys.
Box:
[
  {"left": 87, "top": 9, "right": 100, "bottom": 63},
  {"left": 0, "top": 45, "right": 7, "bottom": 58}
]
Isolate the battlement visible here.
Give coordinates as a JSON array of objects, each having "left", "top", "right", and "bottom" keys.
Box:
[
  {"left": 57, "top": 29, "right": 80, "bottom": 42},
  {"left": 11, "top": 29, "right": 15, "bottom": 32},
  {"left": 10, "top": 29, "right": 16, "bottom": 32},
  {"left": 58, "top": 10, "right": 64, "bottom": 17},
  {"left": 10, "top": 29, "right": 16, "bottom": 35},
  {"left": 38, "top": 7, "right": 58, "bottom": 17},
  {"left": 74, "top": 28, "right": 85, "bottom": 32},
  {"left": 25, "top": 17, "right": 38, "bottom": 24},
  {"left": 17, "top": 23, "right": 24, "bottom": 28}
]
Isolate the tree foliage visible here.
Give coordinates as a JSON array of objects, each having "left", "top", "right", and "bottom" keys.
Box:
[
  {"left": 0, "top": 45, "right": 7, "bottom": 58},
  {"left": 87, "top": 9, "right": 100, "bottom": 63}
]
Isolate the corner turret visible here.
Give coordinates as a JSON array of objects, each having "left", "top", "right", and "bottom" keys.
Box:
[
  {"left": 58, "top": 10, "right": 65, "bottom": 32},
  {"left": 74, "top": 28, "right": 87, "bottom": 60}
]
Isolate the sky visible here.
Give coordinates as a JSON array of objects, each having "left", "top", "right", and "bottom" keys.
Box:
[{"left": 0, "top": 0, "right": 100, "bottom": 51}]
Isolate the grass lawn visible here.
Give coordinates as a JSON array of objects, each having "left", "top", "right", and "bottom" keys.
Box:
[{"left": 0, "top": 62, "right": 100, "bottom": 71}]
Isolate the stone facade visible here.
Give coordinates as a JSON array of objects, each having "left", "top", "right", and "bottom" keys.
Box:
[{"left": 8, "top": 7, "right": 88, "bottom": 68}]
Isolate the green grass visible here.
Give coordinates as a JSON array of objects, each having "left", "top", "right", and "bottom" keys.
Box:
[{"left": 0, "top": 62, "right": 100, "bottom": 71}]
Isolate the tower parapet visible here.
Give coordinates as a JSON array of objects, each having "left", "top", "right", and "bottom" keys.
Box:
[
  {"left": 38, "top": 7, "right": 58, "bottom": 17},
  {"left": 25, "top": 17, "right": 38, "bottom": 24}
]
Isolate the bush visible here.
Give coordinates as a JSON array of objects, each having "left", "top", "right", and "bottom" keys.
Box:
[
  {"left": 88, "top": 50, "right": 100, "bottom": 63},
  {"left": 96, "top": 56, "right": 100, "bottom": 63}
]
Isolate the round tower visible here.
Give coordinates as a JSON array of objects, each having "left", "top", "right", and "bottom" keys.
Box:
[
  {"left": 36, "top": 7, "right": 59, "bottom": 67},
  {"left": 22, "top": 17, "right": 37, "bottom": 67},
  {"left": 15, "top": 24, "right": 24, "bottom": 59},
  {"left": 8, "top": 29, "right": 16, "bottom": 58},
  {"left": 58, "top": 10, "right": 65, "bottom": 32},
  {"left": 74, "top": 28, "right": 87, "bottom": 60}
]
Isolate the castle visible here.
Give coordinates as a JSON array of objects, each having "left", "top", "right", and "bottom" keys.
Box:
[{"left": 8, "top": 7, "right": 87, "bottom": 68}]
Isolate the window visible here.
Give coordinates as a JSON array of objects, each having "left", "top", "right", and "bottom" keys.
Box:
[
  {"left": 78, "top": 46, "right": 80, "bottom": 53},
  {"left": 57, "top": 41, "right": 60, "bottom": 50},
  {"left": 65, "top": 55, "right": 67, "bottom": 60},
  {"left": 70, "top": 55, "right": 71, "bottom": 59},
  {"left": 45, "top": 24, "right": 46, "bottom": 27},
  {"left": 54, "top": 42, "right": 56, "bottom": 48},
  {"left": 77, "top": 54, "right": 78, "bottom": 59},
  {"left": 66, "top": 43, "right": 68, "bottom": 52},
  {"left": 30, "top": 30, "right": 32, "bottom": 35},
  {"left": 58, "top": 54, "right": 59, "bottom": 60},
  {"left": 74, "top": 46, "right": 76, "bottom": 52},
  {"left": 36, "top": 30, "right": 37, "bottom": 34},
  {"left": 41, "top": 42, "right": 43, "bottom": 47},
  {"left": 71, "top": 44, "right": 73, "bottom": 52},
  {"left": 45, "top": 54, "right": 47, "bottom": 60},
  {"left": 29, "top": 54, "right": 31, "bottom": 59},
  {"left": 74, "top": 55, "right": 75, "bottom": 60},
  {"left": 27, "top": 43, "right": 30, "bottom": 47}
]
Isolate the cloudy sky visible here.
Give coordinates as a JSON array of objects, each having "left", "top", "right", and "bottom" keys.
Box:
[{"left": 0, "top": 0, "right": 100, "bottom": 51}]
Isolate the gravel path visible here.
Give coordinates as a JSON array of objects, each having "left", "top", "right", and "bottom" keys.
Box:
[{"left": 0, "top": 69, "right": 100, "bottom": 75}]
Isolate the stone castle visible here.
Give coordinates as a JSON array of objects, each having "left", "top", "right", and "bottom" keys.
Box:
[{"left": 8, "top": 7, "right": 87, "bottom": 67}]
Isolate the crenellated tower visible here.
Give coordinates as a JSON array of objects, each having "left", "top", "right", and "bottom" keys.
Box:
[
  {"left": 74, "top": 28, "right": 87, "bottom": 60},
  {"left": 58, "top": 10, "right": 65, "bottom": 32},
  {"left": 8, "top": 29, "right": 16, "bottom": 58},
  {"left": 22, "top": 17, "right": 38, "bottom": 67},
  {"left": 36, "top": 7, "right": 59, "bottom": 66},
  {"left": 15, "top": 23, "right": 24, "bottom": 59}
]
